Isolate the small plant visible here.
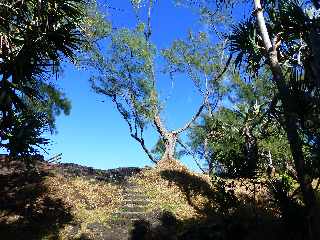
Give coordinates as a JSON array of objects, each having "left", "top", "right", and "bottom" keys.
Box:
[
  {"left": 212, "top": 178, "right": 239, "bottom": 216},
  {"left": 269, "top": 173, "right": 305, "bottom": 235}
]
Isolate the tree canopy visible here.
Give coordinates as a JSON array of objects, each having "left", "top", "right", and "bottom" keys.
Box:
[
  {"left": 88, "top": 2, "right": 229, "bottom": 163},
  {"left": 0, "top": 0, "right": 106, "bottom": 155}
]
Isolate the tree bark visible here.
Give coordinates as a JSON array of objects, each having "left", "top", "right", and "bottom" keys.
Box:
[
  {"left": 153, "top": 101, "right": 205, "bottom": 162},
  {"left": 253, "top": 1, "right": 318, "bottom": 238},
  {"left": 153, "top": 113, "right": 177, "bottom": 161},
  {"left": 243, "top": 123, "right": 258, "bottom": 177},
  {"left": 267, "top": 150, "right": 275, "bottom": 177},
  {"left": 162, "top": 132, "right": 178, "bottom": 161}
]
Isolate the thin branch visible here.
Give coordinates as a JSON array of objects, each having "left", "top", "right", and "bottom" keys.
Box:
[
  {"left": 145, "top": 0, "right": 153, "bottom": 40},
  {"left": 35, "top": 143, "right": 49, "bottom": 154},
  {"left": 177, "top": 138, "right": 206, "bottom": 174},
  {"left": 173, "top": 102, "right": 205, "bottom": 135},
  {"left": 109, "top": 94, "right": 156, "bottom": 163},
  {"left": 111, "top": 94, "right": 133, "bottom": 133},
  {"left": 131, "top": 133, "right": 157, "bottom": 163},
  {"left": 213, "top": 53, "right": 233, "bottom": 83},
  {"left": 111, "top": 95, "right": 156, "bottom": 163}
]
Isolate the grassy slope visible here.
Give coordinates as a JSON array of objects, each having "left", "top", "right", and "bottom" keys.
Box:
[
  {"left": 0, "top": 160, "right": 123, "bottom": 240},
  {"left": 1, "top": 158, "right": 314, "bottom": 240},
  {"left": 129, "top": 158, "right": 282, "bottom": 240},
  {"left": 46, "top": 174, "right": 123, "bottom": 239}
]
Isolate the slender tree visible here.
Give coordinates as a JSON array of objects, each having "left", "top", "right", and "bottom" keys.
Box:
[{"left": 228, "top": 0, "right": 320, "bottom": 237}]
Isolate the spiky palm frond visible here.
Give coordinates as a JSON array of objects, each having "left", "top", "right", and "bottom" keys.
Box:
[
  {"left": 228, "top": 0, "right": 316, "bottom": 76},
  {"left": 276, "top": 1, "right": 310, "bottom": 40},
  {"left": 0, "top": 0, "right": 89, "bottom": 154},
  {"left": 228, "top": 18, "right": 264, "bottom": 73},
  {"left": 0, "top": 0, "right": 86, "bottom": 105}
]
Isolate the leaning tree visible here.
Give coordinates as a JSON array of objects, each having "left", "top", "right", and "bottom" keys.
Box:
[
  {"left": 181, "top": 0, "right": 320, "bottom": 236},
  {"left": 89, "top": 1, "right": 228, "bottom": 163},
  {"left": 226, "top": 0, "right": 320, "bottom": 238}
]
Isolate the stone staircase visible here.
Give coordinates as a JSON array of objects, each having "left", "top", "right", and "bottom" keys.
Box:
[{"left": 103, "top": 181, "right": 151, "bottom": 239}]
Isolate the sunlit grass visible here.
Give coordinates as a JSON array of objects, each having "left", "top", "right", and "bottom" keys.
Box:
[
  {"left": 129, "top": 160, "right": 204, "bottom": 220},
  {"left": 45, "top": 174, "right": 123, "bottom": 239}
]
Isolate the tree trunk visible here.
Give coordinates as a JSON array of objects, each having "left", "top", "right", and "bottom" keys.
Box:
[
  {"left": 154, "top": 114, "right": 178, "bottom": 161},
  {"left": 243, "top": 124, "right": 258, "bottom": 177},
  {"left": 204, "top": 137, "right": 214, "bottom": 175},
  {"left": 162, "top": 132, "right": 178, "bottom": 161},
  {"left": 267, "top": 150, "right": 275, "bottom": 177},
  {"left": 253, "top": 1, "right": 318, "bottom": 238}
]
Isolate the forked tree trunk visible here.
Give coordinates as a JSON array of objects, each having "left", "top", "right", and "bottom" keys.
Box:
[
  {"left": 153, "top": 103, "right": 205, "bottom": 163},
  {"left": 154, "top": 114, "right": 179, "bottom": 161}
]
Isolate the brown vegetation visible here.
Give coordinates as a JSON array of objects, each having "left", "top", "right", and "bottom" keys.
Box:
[
  {"left": 0, "top": 157, "right": 316, "bottom": 239},
  {"left": 0, "top": 159, "right": 123, "bottom": 239}
]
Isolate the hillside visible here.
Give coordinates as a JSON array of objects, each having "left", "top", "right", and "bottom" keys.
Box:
[{"left": 0, "top": 158, "right": 303, "bottom": 240}]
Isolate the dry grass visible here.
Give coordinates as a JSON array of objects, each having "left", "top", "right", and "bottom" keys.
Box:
[
  {"left": 130, "top": 159, "right": 211, "bottom": 220},
  {"left": 130, "top": 158, "right": 276, "bottom": 221},
  {"left": 44, "top": 173, "right": 123, "bottom": 239},
  {"left": 131, "top": 168, "right": 201, "bottom": 220}
]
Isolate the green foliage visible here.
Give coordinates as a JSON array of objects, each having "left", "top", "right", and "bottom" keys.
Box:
[
  {"left": 88, "top": 9, "right": 229, "bottom": 162},
  {"left": 189, "top": 71, "right": 292, "bottom": 177},
  {"left": 81, "top": 2, "right": 111, "bottom": 42},
  {"left": 269, "top": 173, "right": 305, "bottom": 230},
  {"left": 203, "top": 109, "right": 250, "bottom": 177},
  {"left": 229, "top": 1, "right": 313, "bottom": 73},
  {"left": 229, "top": 0, "right": 320, "bottom": 178},
  {"left": 91, "top": 23, "right": 158, "bottom": 126},
  {"left": 162, "top": 31, "right": 227, "bottom": 94},
  {"left": 229, "top": 19, "right": 263, "bottom": 73},
  {"left": 212, "top": 178, "right": 239, "bottom": 215},
  {"left": 280, "top": 173, "right": 296, "bottom": 193},
  {"left": 0, "top": 0, "right": 96, "bottom": 155},
  {"left": 0, "top": 111, "right": 50, "bottom": 156}
]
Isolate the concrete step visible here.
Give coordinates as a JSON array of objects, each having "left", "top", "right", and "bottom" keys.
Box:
[
  {"left": 122, "top": 199, "right": 151, "bottom": 205},
  {"left": 122, "top": 194, "right": 149, "bottom": 201},
  {"left": 109, "top": 217, "right": 141, "bottom": 227},
  {"left": 120, "top": 204, "right": 148, "bottom": 212},
  {"left": 113, "top": 211, "right": 146, "bottom": 219}
]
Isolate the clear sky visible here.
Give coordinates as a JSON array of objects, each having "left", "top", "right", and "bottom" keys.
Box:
[{"left": 36, "top": 1, "right": 215, "bottom": 170}]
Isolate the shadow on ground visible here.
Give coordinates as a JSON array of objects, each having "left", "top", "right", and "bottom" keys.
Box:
[
  {"left": 128, "top": 169, "right": 304, "bottom": 240},
  {"left": 0, "top": 160, "right": 73, "bottom": 240}
]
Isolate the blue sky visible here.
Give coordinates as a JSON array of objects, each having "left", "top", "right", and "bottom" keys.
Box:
[{"left": 37, "top": 1, "right": 218, "bottom": 170}]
